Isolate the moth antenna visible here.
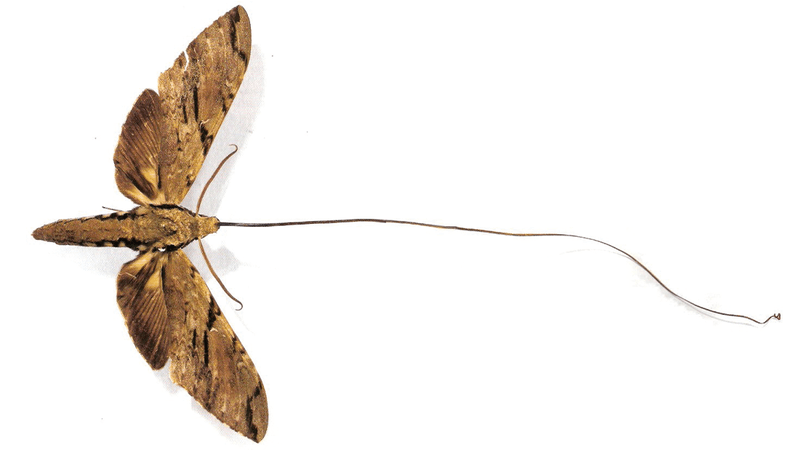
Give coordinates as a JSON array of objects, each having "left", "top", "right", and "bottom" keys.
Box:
[
  {"left": 218, "top": 218, "right": 781, "bottom": 325},
  {"left": 197, "top": 144, "right": 244, "bottom": 310},
  {"left": 198, "top": 237, "right": 244, "bottom": 310},
  {"left": 102, "top": 206, "right": 124, "bottom": 212},
  {"left": 197, "top": 144, "right": 239, "bottom": 214}
]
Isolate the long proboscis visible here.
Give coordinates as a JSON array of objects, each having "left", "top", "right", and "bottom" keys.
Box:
[{"left": 219, "top": 218, "right": 781, "bottom": 325}]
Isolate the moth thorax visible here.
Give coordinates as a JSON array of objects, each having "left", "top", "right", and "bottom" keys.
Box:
[{"left": 135, "top": 205, "right": 220, "bottom": 249}]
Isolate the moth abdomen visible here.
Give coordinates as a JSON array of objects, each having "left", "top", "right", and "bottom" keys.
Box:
[{"left": 32, "top": 211, "right": 139, "bottom": 248}]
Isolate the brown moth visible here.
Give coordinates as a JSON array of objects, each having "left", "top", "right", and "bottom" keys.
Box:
[
  {"left": 32, "top": 5, "right": 267, "bottom": 443},
  {"left": 31, "top": 3, "right": 783, "bottom": 446}
]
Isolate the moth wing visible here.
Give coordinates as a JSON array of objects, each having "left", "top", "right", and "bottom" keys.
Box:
[
  {"left": 117, "top": 250, "right": 171, "bottom": 369},
  {"left": 113, "top": 89, "right": 168, "bottom": 206},
  {"left": 116, "top": 248, "right": 267, "bottom": 441},
  {"left": 156, "top": 5, "right": 251, "bottom": 204},
  {"left": 163, "top": 249, "right": 268, "bottom": 442}
]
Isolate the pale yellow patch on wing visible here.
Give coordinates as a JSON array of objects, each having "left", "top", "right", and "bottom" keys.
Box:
[
  {"left": 125, "top": 251, "right": 156, "bottom": 272},
  {"left": 145, "top": 268, "right": 162, "bottom": 291},
  {"left": 142, "top": 167, "right": 158, "bottom": 186}
]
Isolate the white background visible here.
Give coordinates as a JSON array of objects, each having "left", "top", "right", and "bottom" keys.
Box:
[{"left": 3, "top": 1, "right": 798, "bottom": 448}]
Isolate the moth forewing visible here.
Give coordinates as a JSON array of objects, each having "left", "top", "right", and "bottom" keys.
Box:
[{"left": 162, "top": 250, "right": 267, "bottom": 442}]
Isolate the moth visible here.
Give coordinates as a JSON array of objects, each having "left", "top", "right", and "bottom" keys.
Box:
[
  {"left": 32, "top": 6, "right": 267, "bottom": 443},
  {"left": 33, "top": 3, "right": 782, "bottom": 446}
]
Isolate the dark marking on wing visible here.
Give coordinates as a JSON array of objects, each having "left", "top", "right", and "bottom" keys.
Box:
[
  {"left": 203, "top": 331, "right": 210, "bottom": 366},
  {"left": 192, "top": 86, "right": 199, "bottom": 122}
]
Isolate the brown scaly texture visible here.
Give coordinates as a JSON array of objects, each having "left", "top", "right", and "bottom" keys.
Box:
[
  {"left": 156, "top": 5, "right": 251, "bottom": 204},
  {"left": 32, "top": 6, "right": 267, "bottom": 442},
  {"left": 117, "top": 250, "right": 268, "bottom": 441}
]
